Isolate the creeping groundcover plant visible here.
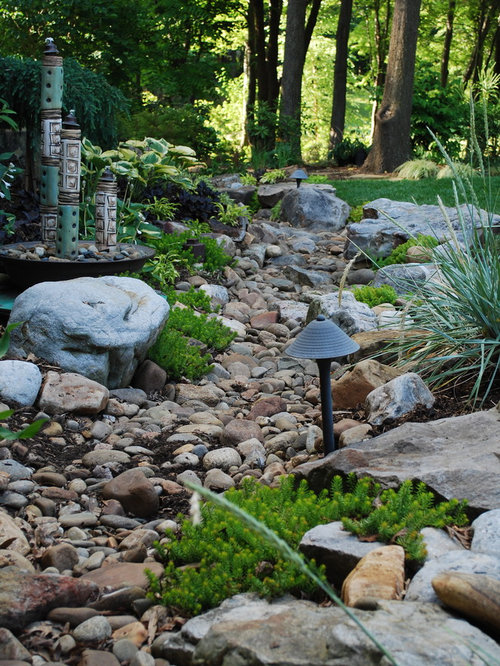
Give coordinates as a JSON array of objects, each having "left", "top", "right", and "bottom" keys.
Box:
[{"left": 147, "top": 478, "right": 468, "bottom": 665}]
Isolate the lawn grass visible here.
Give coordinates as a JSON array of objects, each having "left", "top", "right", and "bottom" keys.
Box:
[{"left": 330, "top": 176, "right": 500, "bottom": 214}]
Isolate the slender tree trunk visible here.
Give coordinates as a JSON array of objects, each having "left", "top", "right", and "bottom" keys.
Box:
[
  {"left": 329, "top": 0, "right": 353, "bottom": 151},
  {"left": 370, "top": 0, "right": 392, "bottom": 141},
  {"left": 463, "top": 0, "right": 496, "bottom": 85},
  {"left": 440, "top": 0, "right": 456, "bottom": 87},
  {"left": 267, "top": 0, "right": 282, "bottom": 111},
  {"left": 362, "top": 0, "right": 422, "bottom": 173},
  {"left": 495, "top": 22, "right": 500, "bottom": 81},
  {"left": 280, "top": 0, "right": 308, "bottom": 160}
]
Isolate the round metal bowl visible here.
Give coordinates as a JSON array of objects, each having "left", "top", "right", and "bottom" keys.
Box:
[{"left": 0, "top": 242, "right": 155, "bottom": 290}]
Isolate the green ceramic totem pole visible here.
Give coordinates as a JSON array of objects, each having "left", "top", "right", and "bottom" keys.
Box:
[
  {"left": 57, "top": 111, "right": 81, "bottom": 259},
  {"left": 39, "top": 37, "right": 63, "bottom": 243}
]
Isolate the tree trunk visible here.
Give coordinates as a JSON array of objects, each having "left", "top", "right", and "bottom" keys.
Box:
[
  {"left": 440, "top": 0, "right": 456, "bottom": 87},
  {"left": 370, "top": 0, "right": 392, "bottom": 141},
  {"left": 245, "top": 0, "right": 283, "bottom": 152},
  {"left": 280, "top": 0, "right": 308, "bottom": 160},
  {"left": 329, "top": 0, "right": 353, "bottom": 150},
  {"left": 267, "top": 0, "right": 282, "bottom": 111},
  {"left": 362, "top": 0, "right": 422, "bottom": 173},
  {"left": 463, "top": 0, "right": 496, "bottom": 85}
]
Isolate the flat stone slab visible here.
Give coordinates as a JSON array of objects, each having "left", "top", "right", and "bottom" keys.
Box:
[
  {"left": 153, "top": 595, "right": 500, "bottom": 666},
  {"left": 294, "top": 409, "right": 500, "bottom": 513},
  {"left": 344, "top": 198, "right": 500, "bottom": 259}
]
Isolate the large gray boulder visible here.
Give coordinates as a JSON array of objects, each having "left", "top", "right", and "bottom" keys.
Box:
[
  {"left": 281, "top": 186, "right": 349, "bottom": 231},
  {"left": 8, "top": 276, "right": 169, "bottom": 389},
  {"left": 294, "top": 408, "right": 500, "bottom": 513},
  {"left": 152, "top": 593, "right": 500, "bottom": 666},
  {"left": 344, "top": 198, "right": 500, "bottom": 259}
]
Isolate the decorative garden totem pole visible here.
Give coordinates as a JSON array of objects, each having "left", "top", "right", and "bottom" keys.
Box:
[
  {"left": 39, "top": 37, "right": 63, "bottom": 243},
  {"left": 95, "top": 167, "right": 117, "bottom": 251},
  {"left": 57, "top": 111, "right": 81, "bottom": 258}
]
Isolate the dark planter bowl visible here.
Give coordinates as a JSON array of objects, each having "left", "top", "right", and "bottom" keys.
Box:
[{"left": 0, "top": 242, "right": 155, "bottom": 290}]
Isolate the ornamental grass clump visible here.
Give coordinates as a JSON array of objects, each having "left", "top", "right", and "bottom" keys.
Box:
[{"left": 391, "top": 104, "right": 499, "bottom": 406}]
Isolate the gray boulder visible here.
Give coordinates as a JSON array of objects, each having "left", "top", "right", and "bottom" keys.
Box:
[
  {"left": 8, "top": 276, "right": 169, "bottom": 389},
  {"left": 0, "top": 360, "right": 42, "bottom": 407},
  {"left": 307, "top": 291, "right": 377, "bottom": 336},
  {"left": 283, "top": 265, "right": 332, "bottom": 288},
  {"left": 344, "top": 198, "right": 500, "bottom": 259},
  {"left": 152, "top": 594, "right": 500, "bottom": 666},
  {"left": 405, "top": 550, "right": 500, "bottom": 603},
  {"left": 281, "top": 186, "right": 349, "bottom": 231},
  {"left": 365, "top": 372, "right": 435, "bottom": 425},
  {"left": 293, "top": 409, "right": 500, "bottom": 513},
  {"left": 299, "top": 522, "right": 386, "bottom": 587},
  {"left": 471, "top": 509, "right": 500, "bottom": 557},
  {"left": 372, "top": 263, "right": 438, "bottom": 295}
]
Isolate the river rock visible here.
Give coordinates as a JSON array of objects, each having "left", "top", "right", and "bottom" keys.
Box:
[
  {"left": 299, "top": 522, "right": 386, "bottom": 588},
  {"left": 365, "top": 372, "right": 435, "bottom": 425},
  {"left": 332, "top": 359, "right": 402, "bottom": 409},
  {"left": 38, "top": 371, "right": 109, "bottom": 415},
  {"left": 102, "top": 469, "right": 159, "bottom": 518},
  {"left": 221, "top": 419, "right": 264, "bottom": 445},
  {"left": 293, "top": 409, "right": 500, "bottom": 513},
  {"left": 8, "top": 276, "right": 169, "bottom": 389},
  {"left": 405, "top": 550, "right": 500, "bottom": 603},
  {"left": 431, "top": 571, "right": 500, "bottom": 633},
  {"left": 0, "top": 568, "right": 99, "bottom": 631},
  {"left": 0, "top": 360, "right": 42, "bottom": 407},
  {"left": 81, "top": 562, "right": 164, "bottom": 592},
  {"left": 341, "top": 545, "right": 405, "bottom": 607},
  {"left": 281, "top": 186, "right": 349, "bottom": 232},
  {"left": 0, "top": 627, "right": 32, "bottom": 661},
  {"left": 307, "top": 291, "right": 377, "bottom": 336},
  {"left": 0, "top": 510, "right": 30, "bottom": 555},
  {"left": 470, "top": 508, "right": 500, "bottom": 556}
]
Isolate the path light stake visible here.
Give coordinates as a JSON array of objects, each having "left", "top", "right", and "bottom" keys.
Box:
[
  {"left": 95, "top": 167, "right": 117, "bottom": 251},
  {"left": 40, "top": 37, "right": 63, "bottom": 243},
  {"left": 290, "top": 168, "right": 308, "bottom": 188},
  {"left": 286, "top": 315, "right": 359, "bottom": 454},
  {"left": 57, "top": 111, "right": 81, "bottom": 259}
]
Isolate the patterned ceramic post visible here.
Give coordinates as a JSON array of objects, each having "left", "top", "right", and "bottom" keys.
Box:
[
  {"left": 95, "top": 167, "right": 117, "bottom": 251},
  {"left": 57, "top": 111, "right": 81, "bottom": 259},
  {"left": 40, "top": 37, "right": 63, "bottom": 243}
]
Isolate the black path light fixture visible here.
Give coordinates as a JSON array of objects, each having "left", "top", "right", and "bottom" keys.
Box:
[
  {"left": 286, "top": 315, "right": 360, "bottom": 454},
  {"left": 290, "top": 168, "right": 308, "bottom": 188}
]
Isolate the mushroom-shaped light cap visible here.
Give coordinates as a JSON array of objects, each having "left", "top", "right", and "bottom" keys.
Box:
[
  {"left": 286, "top": 315, "right": 360, "bottom": 360},
  {"left": 290, "top": 168, "right": 308, "bottom": 181}
]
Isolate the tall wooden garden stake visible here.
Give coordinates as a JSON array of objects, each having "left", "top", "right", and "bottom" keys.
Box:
[
  {"left": 57, "top": 111, "right": 81, "bottom": 259},
  {"left": 95, "top": 167, "right": 117, "bottom": 251},
  {"left": 40, "top": 37, "right": 63, "bottom": 243}
]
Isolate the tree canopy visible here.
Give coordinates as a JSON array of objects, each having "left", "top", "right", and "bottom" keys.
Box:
[{"left": 0, "top": 0, "right": 498, "bottom": 171}]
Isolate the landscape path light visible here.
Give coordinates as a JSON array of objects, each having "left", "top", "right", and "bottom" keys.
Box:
[
  {"left": 290, "top": 168, "right": 308, "bottom": 188},
  {"left": 286, "top": 315, "right": 360, "bottom": 454}
]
